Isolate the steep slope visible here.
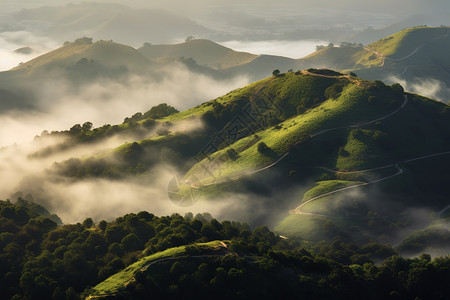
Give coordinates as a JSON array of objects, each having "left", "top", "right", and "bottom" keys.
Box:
[{"left": 138, "top": 39, "right": 258, "bottom": 70}]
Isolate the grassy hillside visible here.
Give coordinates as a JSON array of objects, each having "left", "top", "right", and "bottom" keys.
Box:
[
  {"left": 300, "top": 46, "right": 383, "bottom": 70},
  {"left": 90, "top": 240, "right": 227, "bottom": 297},
  {"left": 138, "top": 39, "right": 258, "bottom": 69},
  {"left": 367, "top": 26, "right": 450, "bottom": 59},
  {"left": 11, "top": 38, "right": 153, "bottom": 73},
  {"left": 300, "top": 26, "right": 450, "bottom": 102},
  {"left": 302, "top": 27, "right": 450, "bottom": 69},
  {"left": 24, "top": 68, "right": 450, "bottom": 245}
]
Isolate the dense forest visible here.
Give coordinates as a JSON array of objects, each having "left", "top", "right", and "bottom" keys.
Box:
[{"left": 0, "top": 199, "right": 449, "bottom": 299}]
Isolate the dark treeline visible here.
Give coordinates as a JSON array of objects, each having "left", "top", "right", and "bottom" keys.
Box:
[{"left": 0, "top": 200, "right": 449, "bottom": 299}]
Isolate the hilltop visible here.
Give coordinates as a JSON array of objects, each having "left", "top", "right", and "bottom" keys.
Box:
[
  {"left": 12, "top": 38, "right": 153, "bottom": 74},
  {"left": 138, "top": 39, "right": 258, "bottom": 70}
]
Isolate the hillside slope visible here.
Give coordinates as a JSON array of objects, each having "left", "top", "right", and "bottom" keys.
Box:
[
  {"left": 300, "top": 27, "right": 450, "bottom": 102},
  {"left": 41, "top": 70, "right": 450, "bottom": 244},
  {"left": 138, "top": 39, "right": 258, "bottom": 69},
  {"left": 11, "top": 38, "right": 153, "bottom": 74}
]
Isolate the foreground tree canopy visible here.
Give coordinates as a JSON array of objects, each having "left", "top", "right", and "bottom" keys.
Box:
[{"left": 0, "top": 199, "right": 449, "bottom": 299}]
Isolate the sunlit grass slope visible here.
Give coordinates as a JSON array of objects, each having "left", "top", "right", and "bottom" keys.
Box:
[
  {"left": 12, "top": 38, "right": 152, "bottom": 73},
  {"left": 367, "top": 26, "right": 450, "bottom": 59},
  {"left": 90, "top": 240, "right": 226, "bottom": 297}
]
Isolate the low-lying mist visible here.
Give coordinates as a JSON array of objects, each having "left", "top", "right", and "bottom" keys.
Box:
[
  {"left": 220, "top": 40, "right": 329, "bottom": 59},
  {"left": 0, "top": 61, "right": 253, "bottom": 224},
  {"left": 0, "top": 64, "right": 249, "bottom": 146},
  {"left": 0, "top": 31, "right": 58, "bottom": 71},
  {"left": 388, "top": 76, "right": 450, "bottom": 103}
]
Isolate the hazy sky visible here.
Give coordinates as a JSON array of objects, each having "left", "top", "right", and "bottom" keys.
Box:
[{"left": 2, "top": 0, "right": 449, "bottom": 16}]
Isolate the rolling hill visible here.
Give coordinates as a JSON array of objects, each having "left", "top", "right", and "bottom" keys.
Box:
[
  {"left": 138, "top": 39, "right": 258, "bottom": 70},
  {"left": 0, "top": 37, "right": 228, "bottom": 111},
  {"left": 11, "top": 37, "right": 153, "bottom": 74},
  {"left": 38, "top": 69, "right": 450, "bottom": 244},
  {"left": 299, "top": 26, "right": 450, "bottom": 102}
]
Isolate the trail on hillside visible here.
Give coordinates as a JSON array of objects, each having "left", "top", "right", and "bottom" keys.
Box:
[
  {"left": 191, "top": 90, "right": 408, "bottom": 189},
  {"left": 291, "top": 151, "right": 450, "bottom": 217},
  {"left": 364, "top": 33, "right": 449, "bottom": 68},
  {"left": 289, "top": 164, "right": 403, "bottom": 217}
]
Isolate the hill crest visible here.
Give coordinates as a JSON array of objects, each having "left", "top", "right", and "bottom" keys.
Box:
[{"left": 138, "top": 39, "right": 258, "bottom": 69}]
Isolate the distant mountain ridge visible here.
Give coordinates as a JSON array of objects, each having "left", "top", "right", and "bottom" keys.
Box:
[
  {"left": 138, "top": 39, "right": 258, "bottom": 70},
  {"left": 4, "top": 2, "right": 211, "bottom": 45}
]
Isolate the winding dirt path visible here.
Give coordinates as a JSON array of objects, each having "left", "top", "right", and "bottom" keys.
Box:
[
  {"left": 364, "top": 33, "right": 449, "bottom": 68},
  {"left": 193, "top": 81, "right": 408, "bottom": 188},
  {"left": 291, "top": 151, "right": 450, "bottom": 217},
  {"left": 290, "top": 164, "right": 403, "bottom": 216}
]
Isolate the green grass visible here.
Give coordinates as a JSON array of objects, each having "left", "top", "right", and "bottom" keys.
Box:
[
  {"left": 336, "top": 129, "right": 389, "bottom": 170},
  {"left": 275, "top": 214, "right": 328, "bottom": 241},
  {"left": 185, "top": 80, "right": 398, "bottom": 184},
  {"left": 301, "top": 27, "right": 450, "bottom": 72},
  {"left": 90, "top": 240, "right": 225, "bottom": 297},
  {"left": 368, "top": 26, "right": 450, "bottom": 58},
  {"left": 301, "top": 47, "right": 384, "bottom": 70},
  {"left": 163, "top": 81, "right": 262, "bottom": 122},
  {"left": 301, "top": 180, "right": 361, "bottom": 202}
]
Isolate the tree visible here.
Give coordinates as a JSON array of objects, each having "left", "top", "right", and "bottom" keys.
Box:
[
  {"left": 82, "top": 122, "right": 93, "bottom": 131},
  {"left": 82, "top": 218, "right": 94, "bottom": 228},
  {"left": 98, "top": 220, "right": 107, "bottom": 232},
  {"left": 121, "top": 233, "right": 143, "bottom": 252},
  {"left": 185, "top": 36, "right": 195, "bottom": 42},
  {"left": 257, "top": 142, "right": 269, "bottom": 154},
  {"left": 391, "top": 83, "right": 404, "bottom": 95},
  {"left": 143, "top": 103, "right": 179, "bottom": 120},
  {"left": 272, "top": 69, "right": 281, "bottom": 77},
  {"left": 69, "top": 124, "right": 82, "bottom": 135}
]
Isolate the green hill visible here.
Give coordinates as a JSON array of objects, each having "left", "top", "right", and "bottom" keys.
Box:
[
  {"left": 90, "top": 240, "right": 228, "bottom": 298},
  {"left": 12, "top": 37, "right": 153, "bottom": 74},
  {"left": 299, "top": 26, "right": 450, "bottom": 102},
  {"left": 367, "top": 26, "right": 450, "bottom": 59},
  {"left": 138, "top": 39, "right": 258, "bottom": 70},
  {"left": 45, "top": 70, "right": 450, "bottom": 243}
]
